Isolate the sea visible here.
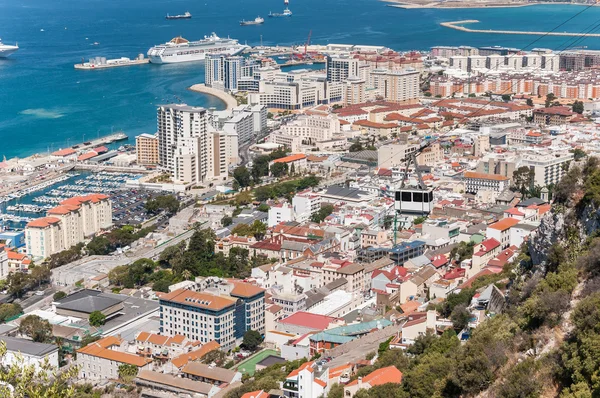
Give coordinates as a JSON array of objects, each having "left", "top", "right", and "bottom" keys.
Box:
[{"left": 1, "top": 0, "right": 600, "bottom": 160}]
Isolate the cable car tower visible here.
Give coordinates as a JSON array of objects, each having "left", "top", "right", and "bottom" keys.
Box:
[{"left": 392, "top": 142, "right": 435, "bottom": 244}]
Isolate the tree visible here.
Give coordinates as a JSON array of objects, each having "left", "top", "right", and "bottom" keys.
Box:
[
  {"left": 450, "top": 241, "right": 475, "bottom": 263},
  {"left": 327, "top": 383, "right": 344, "bottom": 398},
  {"left": 501, "top": 94, "right": 512, "bottom": 102},
  {"left": 545, "top": 93, "right": 556, "bottom": 108},
  {"left": 424, "top": 92, "right": 432, "bottom": 97},
  {"left": 257, "top": 203, "right": 270, "bottom": 212},
  {"left": 270, "top": 162, "right": 288, "bottom": 178},
  {"left": 526, "top": 98, "right": 534, "bottom": 107},
  {"left": 118, "top": 364, "right": 138, "bottom": 383},
  {"left": 512, "top": 166, "right": 535, "bottom": 197},
  {"left": 202, "top": 349, "right": 227, "bottom": 366},
  {"left": 222, "top": 216, "right": 233, "bottom": 227},
  {"left": 18, "top": 315, "right": 53, "bottom": 343},
  {"left": 290, "top": 163, "right": 296, "bottom": 175},
  {"left": 450, "top": 304, "right": 471, "bottom": 331},
  {"left": 6, "top": 271, "right": 30, "bottom": 298},
  {"left": 242, "top": 330, "right": 263, "bottom": 351},
  {"left": 235, "top": 191, "right": 253, "bottom": 206},
  {"left": 413, "top": 216, "right": 427, "bottom": 225},
  {"left": 233, "top": 166, "right": 252, "bottom": 188},
  {"left": 573, "top": 100, "right": 585, "bottom": 114},
  {"left": 570, "top": 148, "right": 587, "bottom": 161},
  {"left": 0, "top": 303, "right": 22, "bottom": 323},
  {"left": 30, "top": 265, "right": 51, "bottom": 289},
  {"left": 311, "top": 204, "right": 334, "bottom": 223},
  {"left": 349, "top": 140, "right": 363, "bottom": 152},
  {"left": 53, "top": 291, "right": 67, "bottom": 301},
  {"left": 89, "top": 311, "right": 106, "bottom": 327},
  {"left": 145, "top": 195, "right": 179, "bottom": 214},
  {"left": 0, "top": 341, "right": 79, "bottom": 397}
]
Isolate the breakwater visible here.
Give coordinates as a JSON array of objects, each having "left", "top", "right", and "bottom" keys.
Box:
[{"left": 441, "top": 20, "right": 600, "bottom": 37}]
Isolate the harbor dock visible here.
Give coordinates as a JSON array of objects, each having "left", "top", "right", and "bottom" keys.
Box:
[
  {"left": 75, "top": 55, "right": 149, "bottom": 70},
  {"left": 441, "top": 20, "right": 600, "bottom": 37}
]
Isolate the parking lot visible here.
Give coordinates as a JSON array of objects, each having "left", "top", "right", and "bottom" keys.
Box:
[{"left": 111, "top": 189, "right": 163, "bottom": 226}]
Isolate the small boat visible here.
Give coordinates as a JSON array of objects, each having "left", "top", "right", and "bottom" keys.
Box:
[
  {"left": 240, "top": 16, "right": 264, "bottom": 26},
  {"left": 40, "top": 29, "right": 45, "bottom": 32},
  {"left": 166, "top": 11, "right": 192, "bottom": 20},
  {"left": 278, "top": 56, "right": 288, "bottom": 60},
  {"left": 269, "top": 8, "right": 292, "bottom": 17}
]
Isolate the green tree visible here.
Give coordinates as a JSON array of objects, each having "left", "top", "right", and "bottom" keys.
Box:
[
  {"left": 571, "top": 148, "right": 587, "bottom": 161},
  {"left": 242, "top": 330, "right": 263, "bottom": 351},
  {"left": 545, "top": 93, "right": 557, "bottom": 108},
  {"left": 526, "top": 98, "right": 534, "bottom": 107},
  {"left": 6, "top": 271, "right": 30, "bottom": 298},
  {"left": 0, "top": 303, "right": 22, "bottom": 323},
  {"left": 53, "top": 291, "right": 67, "bottom": 301},
  {"left": 502, "top": 94, "right": 512, "bottom": 102},
  {"left": 257, "top": 203, "right": 270, "bottom": 212},
  {"left": 495, "top": 358, "right": 541, "bottom": 398},
  {"left": 88, "top": 311, "right": 106, "bottom": 327},
  {"left": 233, "top": 166, "right": 252, "bottom": 188},
  {"left": 18, "top": 315, "right": 53, "bottom": 343},
  {"left": 311, "top": 204, "right": 334, "bottom": 223},
  {"left": 413, "top": 216, "right": 427, "bottom": 225},
  {"left": 270, "top": 162, "right": 288, "bottom": 177},
  {"left": 222, "top": 216, "right": 233, "bottom": 227},
  {"left": 513, "top": 166, "right": 535, "bottom": 197},
  {"left": 450, "top": 303, "right": 471, "bottom": 331},
  {"left": 117, "top": 364, "right": 138, "bottom": 383},
  {"left": 349, "top": 140, "right": 363, "bottom": 152},
  {"left": 572, "top": 100, "right": 585, "bottom": 114},
  {"left": 327, "top": 383, "right": 344, "bottom": 398}
]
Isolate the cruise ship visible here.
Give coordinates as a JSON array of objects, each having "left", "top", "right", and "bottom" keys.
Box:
[
  {"left": 147, "top": 33, "right": 248, "bottom": 64},
  {"left": 0, "top": 40, "right": 19, "bottom": 58}
]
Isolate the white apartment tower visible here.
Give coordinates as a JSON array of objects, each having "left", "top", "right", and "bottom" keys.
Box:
[{"left": 326, "top": 55, "right": 360, "bottom": 82}]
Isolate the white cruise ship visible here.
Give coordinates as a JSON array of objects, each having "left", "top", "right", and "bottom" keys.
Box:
[
  {"left": 0, "top": 40, "right": 19, "bottom": 58},
  {"left": 147, "top": 33, "right": 248, "bottom": 64}
]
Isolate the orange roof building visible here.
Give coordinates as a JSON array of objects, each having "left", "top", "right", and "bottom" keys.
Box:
[
  {"left": 25, "top": 194, "right": 112, "bottom": 259},
  {"left": 463, "top": 171, "right": 510, "bottom": 194},
  {"left": 77, "top": 336, "right": 152, "bottom": 380},
  {"left": 344, "top": 366, "right": 403, "bottom": 398}
]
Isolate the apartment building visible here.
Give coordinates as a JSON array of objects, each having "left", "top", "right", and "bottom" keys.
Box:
[
  {"left": 283, "top": 361, "right": 327, "bottom": 398},
  {"left": 377, "top": 144, "right": 418, "bottom": 168},
  {"left": 280, "top": 115, "right": 341, "bottom": 143},
  {"left": 205, "top": 54, "right": 260, "bottom": 92},
  {"left": 77, "top": 336, "right": 152, "bottom": 381},
  {"left": 533, "top": 107, "right": 577, "bottom": 125},
  {"left": 135, "top": 133, "right": 159, "bottom": 165},
  {"left": 269, "top": 133, "right": 302, "bottom": 152},
  {"left": 486, "top": 217, "right": 520, "bottom": 249},
  {"left": 268, "top": 203, "right": 294, "bottom": 227},
  {"left": 326, "top": 55, "right": 360, "bottom": 82},
  {"left": 292, "top": 189, "right": 322, "bottom": 222},
  {"left": 343, "top": 78, "right": 366, "bottom": 105},
  {"left": 2, "top": 337, "right": 59, "bottom": 371},
  {"left": 26, "top": 194, "right": 112, "bottom": 259},
  {"left": 157, "top": 104, "right": 238, "bottom": 184},
  {"left": 519, "top": 151, "right": 574, "bottom": 186},
  {"left": 369, "top": 69, "right": 419, "bottom": 103},
  {"left": 463, "top": 171, "right": 510, "bottom": 194},
  {"left": 159, "top": 284, "right": 265, "bottom": 350}
]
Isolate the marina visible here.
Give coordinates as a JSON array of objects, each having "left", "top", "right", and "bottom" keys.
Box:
[{"left": 74, "top": 55, "right": 149, "bottom": 70}]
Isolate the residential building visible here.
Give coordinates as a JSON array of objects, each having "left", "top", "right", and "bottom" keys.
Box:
[
  {"left": 343, "top": 366, "right": 403, "bottom": 398},
  {"left": 282, "top": 361, "right": 328, "bottom": 398},
  {"left": 326, "top": 55, "right": 360, "bottom": 82},
  {"left": 463, "top": 171, "right": 510, "bottom": 194},
  {"left": 378, "top": 144, "right": 419, "bottom": 168},
  {"left": 269, "top": 154, "right": 308, "bottom": 174},
  {"left": 533, "top": 107, "right": 578, "bottom": 125},
  {"left": 77, "top": 336, "right": 152, "bottom": 380},
  {"left": 26, "top": 194, "right": 112, "bottom": 259},
  {"left": 181, "top": 362, "right": 242, "bottom": 386},
  {"left": 2, "top": 336, "right": 59, "bottom": 371},
  {"left": 520, "top": 152, "right": 574, "bottom": 186},
  {"left": 135, "top": 133, "right": 159, "bottom": 165},
  {"left": 159, "top": 284, "right": 265, "bottom": 350},
  {"left": 135, "top": 370, "right": 220, "bottom": 398},
  {"left": 157, "top": 104, "right": 238, "bottom": 184},
  {"left": 486, "top": 218, "right": 520, "bottom": 249},
  {"left": 292, "top": 190, "right": 322, "bottom": 222},
  {"left": 268, "top": 203, "right": 295, "bottom": 227},
  {"left": 280, "top": 115, "right": 341, "bottom": 144},
  {"left": 369, "top": 69, "right": 419, "bottom": 103}
]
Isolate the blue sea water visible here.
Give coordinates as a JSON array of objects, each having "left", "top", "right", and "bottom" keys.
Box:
[{"left": 1, "top": 0, "right": 600, "bottom": 159}]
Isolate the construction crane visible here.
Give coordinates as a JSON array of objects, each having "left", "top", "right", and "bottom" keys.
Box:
[
  {"left": 391, "top": 141, "right": 435, "bottom": 245},
  {"left": 304, "top": 30, "right": 311, "bottom": 55}
]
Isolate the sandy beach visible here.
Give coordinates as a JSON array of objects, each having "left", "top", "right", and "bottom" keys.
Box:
[{"left": 188, "top": 84, "right": 238, "bottom": 110}]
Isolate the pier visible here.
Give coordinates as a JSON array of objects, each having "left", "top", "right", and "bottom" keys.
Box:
[
  {"left": 74, "top": 55, "right": 149, "bottom": 70},
  {"left": 440, "top": 20, "right": 600, "bottom": 37}
]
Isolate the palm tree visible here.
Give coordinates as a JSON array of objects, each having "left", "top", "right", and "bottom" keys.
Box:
[{"left": 182, "top": 269, "right": 192, "bottom": 281}]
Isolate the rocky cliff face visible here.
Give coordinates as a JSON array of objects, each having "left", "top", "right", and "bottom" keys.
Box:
[{"left": 530, "top": 203, "right": 600, "bottom": 267}]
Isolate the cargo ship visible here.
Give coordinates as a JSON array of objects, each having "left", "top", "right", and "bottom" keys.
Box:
[
  {"left": 166, "top": 12, "right": 192, "bottom": 20},
  {"left": 240, "top": 16, "right": 265, "bottom": 26}
]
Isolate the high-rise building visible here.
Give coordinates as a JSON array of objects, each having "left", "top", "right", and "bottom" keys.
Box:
[
  {"left": 135, "top": 133, "right": 159, "bottom": 165},
  {"left": 157, "top": 104, "right": 237, "bottom": 184},
  {"left": 205, "top": 55, "right": 260, "bottom": 92},
  {"left": 369, "top": 69, "right": 419, "bottom": 103},
  {"left": 326, "top": 55, "right": 360, "bottom": 82}
]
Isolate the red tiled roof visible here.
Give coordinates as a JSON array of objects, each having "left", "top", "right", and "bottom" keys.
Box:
[
  {"left": 26, "top": 216, "right": 61, "bottom": 228},
  {"left": 279, "top": 312, "right": 339, "bottom": 330},
  {"left": 52, "top": 148, "right": 76, "bottom": 157},
  {"left": 463, "top": 171, "right": 509, "bottom": 181},
  {"left": 287, "top": 361, "right": 314, "bottom": 378}
]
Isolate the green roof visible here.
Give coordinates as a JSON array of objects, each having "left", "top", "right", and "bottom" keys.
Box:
[{"left": 309, "top": 319, "right": 392, "bottom": 344}]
